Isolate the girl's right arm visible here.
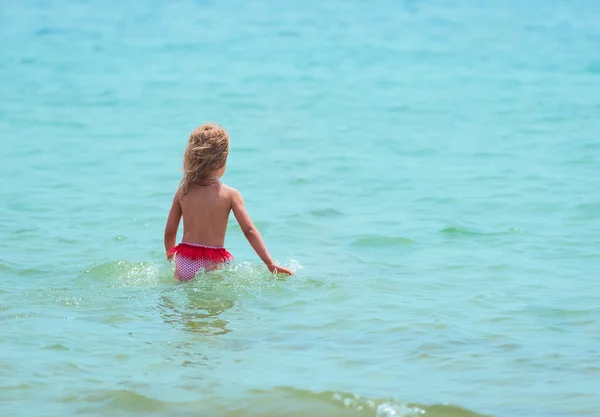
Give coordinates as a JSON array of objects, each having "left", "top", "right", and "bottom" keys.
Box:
[
  {"left": 231, "top": 189, "right": 293, "bottom": 275},
  {"left": 164, "top": 191, "right": 182, "bottom": 260}
]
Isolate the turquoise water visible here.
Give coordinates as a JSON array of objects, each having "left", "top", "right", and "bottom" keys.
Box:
[{"left": 1, "top": 1, "right": 600, "bottom": 416}]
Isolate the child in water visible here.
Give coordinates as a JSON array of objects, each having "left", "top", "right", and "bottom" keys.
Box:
[{"left": 164, "top": 122, "right": 293, "bottom": 281}]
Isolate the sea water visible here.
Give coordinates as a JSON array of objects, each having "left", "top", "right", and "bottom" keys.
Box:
[{"left": 1, "top": 1, "right": 599, "bottom": 416}]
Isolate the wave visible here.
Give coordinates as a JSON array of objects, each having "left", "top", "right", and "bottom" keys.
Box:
[{"left": 70, "top": 386, "right": 489, "bottom": 417}]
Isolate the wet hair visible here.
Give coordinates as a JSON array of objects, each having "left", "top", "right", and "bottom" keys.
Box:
[{"left": 180, "top": 122, "right": 230, "bottom": 193}]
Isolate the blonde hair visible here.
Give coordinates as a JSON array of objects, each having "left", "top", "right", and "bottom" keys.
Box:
[{"left": 180, "top": 122, "right": 230, "bottom": 193}]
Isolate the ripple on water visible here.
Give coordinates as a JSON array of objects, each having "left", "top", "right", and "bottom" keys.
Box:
[
  {"left": 310, "top": 208, "right": 345, "bottom": 218},
  {"left": 43, "top": 343, "right": 69, "bottom": 351},
  {"left": 150, "top": 262, "right": 302, "bottom": 336},
  {"left": 439, "top": 226, "right": 524, "bottom": 237},
  {"left": 351, "top": 235, "right": 417, "bottom": 247}
]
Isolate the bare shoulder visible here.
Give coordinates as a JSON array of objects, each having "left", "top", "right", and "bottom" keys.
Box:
[
  {"left": 174, "top": 186, "right": 185, "bottom": 202},
  {"left": 220, "top": 183, "right": 242, "bottom": 200},
  {"left": 171, "top": 187, "right": 188, "bottom": 213}
]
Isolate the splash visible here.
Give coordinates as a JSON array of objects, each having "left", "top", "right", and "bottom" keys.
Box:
[{"left": 80, "top": 260, "right": 173, "bottom": 287}]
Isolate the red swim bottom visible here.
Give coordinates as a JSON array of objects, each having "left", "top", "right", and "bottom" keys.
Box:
[{"left": 167, "top": 242, "right": 233, "bottom": 281}]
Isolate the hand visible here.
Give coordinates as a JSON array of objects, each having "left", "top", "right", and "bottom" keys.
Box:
[
  {"left": 167, "top": 252, "right": 174, "bottom": 261},
  {"left": 267, "top": 263, "right": 293, "bottom": 275}
]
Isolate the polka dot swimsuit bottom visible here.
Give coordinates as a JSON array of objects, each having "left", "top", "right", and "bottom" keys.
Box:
[{"left": 167, "top": 242, "right": 233, "bottom": 281}]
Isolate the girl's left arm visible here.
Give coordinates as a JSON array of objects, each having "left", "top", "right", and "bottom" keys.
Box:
[{"left": 164, "top": 191, "right": 182, "bottom": 259}]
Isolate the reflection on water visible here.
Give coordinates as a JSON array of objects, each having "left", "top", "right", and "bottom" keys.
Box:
[
  {"left": 154, "top": 261, "right": 292, "bottom": 337},
  {"left": 156, "top": 272, "right": 237, "bottom": 336}
]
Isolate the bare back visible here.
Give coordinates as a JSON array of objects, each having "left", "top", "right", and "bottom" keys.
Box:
[{"left": 178, "top": 182, "right": 232, "bottom": 247}]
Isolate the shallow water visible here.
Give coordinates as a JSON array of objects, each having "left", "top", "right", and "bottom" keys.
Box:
[{"left": 1, "top": 1, "right": 600, "bottom": 416}]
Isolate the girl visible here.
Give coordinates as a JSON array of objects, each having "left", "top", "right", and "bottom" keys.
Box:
[{"left": 164, "top": 122, "right": 293, "bottom": 281}]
